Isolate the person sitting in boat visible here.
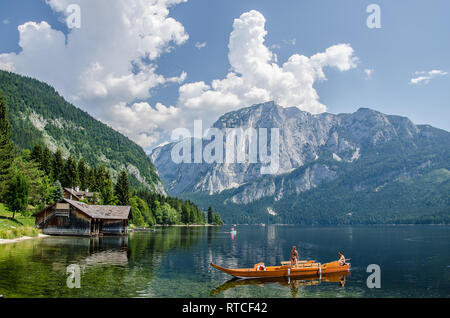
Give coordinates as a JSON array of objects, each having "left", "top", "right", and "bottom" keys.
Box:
[
  {"left": 338, "top": 252, "right": 346, "bottom": 266},
  {"left": 290, "top": 246, "right": 299, "bottom": 267}
]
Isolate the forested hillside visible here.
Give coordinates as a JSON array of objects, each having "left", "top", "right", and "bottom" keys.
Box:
[{"left": 0, "top": 70, "right": 163, "bottom": 193}]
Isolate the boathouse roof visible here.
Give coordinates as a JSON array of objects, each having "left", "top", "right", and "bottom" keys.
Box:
[{"left": 35, "top": 199, "right": 132, "bottom": 220}]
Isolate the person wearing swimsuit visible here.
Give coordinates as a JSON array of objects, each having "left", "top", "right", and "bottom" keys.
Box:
[
  {"left": 290, "top": 246, "right": 299, "bottom": 267},
  {"left": 338, "top": 251, "right": 346, "bottom": 266}
]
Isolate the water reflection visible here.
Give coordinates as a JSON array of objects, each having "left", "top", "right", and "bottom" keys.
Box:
[
  {"left": 1, "top": 225, "right": 449, "bottom": 298},
  {"left": 210, "top": 272, "right": 350, "bottom": 297},
  {"left": 84, "top": 237, "right": 128, "bottom": 267}
]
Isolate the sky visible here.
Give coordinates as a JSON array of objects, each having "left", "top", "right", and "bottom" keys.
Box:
[{"left": 0, "top": 0, "right": 449, "bottom": 152}]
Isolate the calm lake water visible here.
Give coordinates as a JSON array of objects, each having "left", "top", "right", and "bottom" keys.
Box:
[{"left": 0, "top": 225, "right": 449, "bottom": 298}]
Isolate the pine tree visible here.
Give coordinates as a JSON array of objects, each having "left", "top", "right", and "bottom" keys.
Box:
[
  {"left": 87, "top": 168, "right": 96, "bottom": 192},
  {"left": 181, "top": 205, "right": 189, "bottom": 224},
  {"left": 52, "top": 149, "right": 64, "bottom": 183},
  {"left": 101, "top": 178, "right": 117, "bottom": 205},
  {"left": 77, "top": 158, "right": 88, "bottom": 190},
  {"left": 207, "top": 205, "right": 213, "bottom": 224},
  {"left": 115, "top": 170, "right": 130, "bottom": 206},
  {"left": 31, "top": 144, "right": 43, "bottom": 165},
  {"left": 95, "top": 165, "right": 107, "bottom": 192},
  {"left": 63, "top": 156, "right": 78, "bottom": 188},
  {"left": 41, "top": 145, "right": 52, "bottom": 177},
  {"left": 52, "top": 180, "right": 63, "bottom": 202},
  {"left": 0, "top": 91, "right": 14, "bottom": 199}
]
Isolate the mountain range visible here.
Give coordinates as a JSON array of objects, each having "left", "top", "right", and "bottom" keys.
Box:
[{"left": 152, "top": 101, "right": 450, "bottom": 224}]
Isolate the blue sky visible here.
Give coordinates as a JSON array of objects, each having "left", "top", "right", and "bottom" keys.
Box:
[{"left": 0, "top": 0, "right": 449, "bottom": 150}]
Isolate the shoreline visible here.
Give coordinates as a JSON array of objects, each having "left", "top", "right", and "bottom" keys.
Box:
[{"left": 0, "top": 233, "right": 49, "bottom": 245}]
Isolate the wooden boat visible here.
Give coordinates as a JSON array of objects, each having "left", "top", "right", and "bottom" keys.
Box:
[
  {"left": 210, "top": 259, "right": 350, "bottom": 279},
  {"left": 210, "top": 271, "right": 349, "bottom": 296}
]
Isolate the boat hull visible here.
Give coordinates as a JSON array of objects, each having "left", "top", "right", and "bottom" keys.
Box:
[{"left": 210, "top": 261, "right": 350, "bottom": 279}]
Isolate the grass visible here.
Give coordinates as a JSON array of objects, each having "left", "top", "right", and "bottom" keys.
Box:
[
  {"left": 0, "top": 203, "right": 39, "bottom": 239},
  {"left": 0, "top": 226, "right": 39, "bottom": 239}
]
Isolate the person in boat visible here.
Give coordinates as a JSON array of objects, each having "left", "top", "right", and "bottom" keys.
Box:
[
  {"left": 290, "top": 246, "right": 299, "bottom": 267},
  {"left": 338, "top": 252, "right": 346, "bottom": 266}
]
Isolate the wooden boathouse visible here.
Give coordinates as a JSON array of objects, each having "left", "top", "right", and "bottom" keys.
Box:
[{"left": 34, "top": 199, "right": 132, "bottom": 236}]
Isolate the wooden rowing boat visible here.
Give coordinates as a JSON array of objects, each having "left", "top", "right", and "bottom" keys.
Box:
[
  {"left": 210, "top": 271, "right": 349, "bottom": 296},
  {"left": 210, "top": 259, "right": 350, "bottom": 279}
]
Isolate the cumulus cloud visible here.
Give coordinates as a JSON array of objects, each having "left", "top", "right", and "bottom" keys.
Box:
[
  {"left": 180, "top": 10, "right": 357, "bottom": 116},
  {"left": 0, "top": 0, "right": 188, "bottom": 147},
  {"left": 410, "top": 70, "right": 447, "bottom": 85},
  {"left": 109, "top": 10, "right": 358, "bottom": 149}
]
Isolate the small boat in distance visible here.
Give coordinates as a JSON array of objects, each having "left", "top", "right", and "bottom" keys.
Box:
[{"left": 210, "top": 259, "right": 350, "bottom": 279}]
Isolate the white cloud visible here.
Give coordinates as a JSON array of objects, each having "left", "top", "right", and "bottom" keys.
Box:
[
  {"left": 108, "top": 10, "right": 358, "bottom": 149},
  {"left": 181, "top": 11, "right": 357, "bottom": 119},
  {"left": 364, "top": 68, "right": 373, "bottom": 79},
  {"left": 410, "top": 69, "right": 447, "bottom": 85},
  {"left": 2, "top": 19, "right": 9, "bottom": 25},
  {"left": 195, "top": 41, "right": 207, "bottom": 49},
  {"left": 0, "top": 0, "right": 188, "bottom": 148}
]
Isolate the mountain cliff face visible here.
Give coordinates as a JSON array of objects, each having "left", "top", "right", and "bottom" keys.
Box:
[
  {"left": 152, "top": 101, "right": 450, "bottom": 223},
  {"left": 0, "top": 70, "right": 165, "bottom": 194}
]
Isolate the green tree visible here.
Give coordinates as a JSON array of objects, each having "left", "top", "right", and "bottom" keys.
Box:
[
  {"left": 154, "top": 200, "right": 163, "bottom": 224},
  {"left": 39, "top": 175, "right": 56, "bottom": 208},
  {"left": 181, "top": 205, "right": 189, "bottom": 224},
  {"left": 95, "top": 165, "right": 108, "bottom": 192},
  {"left": 213, "top": 213, "right": 223, "bottom": 226},
  {"left": 5, "top": 172, "right": 29, "bottom": 219},
  {"left": 0, "top": 91, "right": 14, "bottom": 199},
  {"left": 130, "top": 196, "right": 146, "bottom": 227},
  {"left": 101, "top": 178, "right": 117, "bottom": 205},
  {"left": 77, "top": 158, "right": 88, "bottom": 190},
  {"left": 8, "top": 154, "right": 45, "bottom": 208},
  {"left": 159, "top": 202, "right": 179, "bottom": 225},
  {"left": 30, "top": 144, "right": 43, "bottom": 165},
  {"left": 115, "top": 170, "right": 130, "bottom": 206},
  {"left": 52, "top": 149, "right": 64, "bottom": 183},
  {"left": 207, "top": 205, "right": 213, "bottom": 224},
  {"left": 41, "top": 145, "right": 52, "bottom": 177},
  {"left": 52, "top": 180, "right": 63, "bottom": 203},
  {"left": 63, "top": 156, "right": 78, "bottom": 188},
  {"left": 87, "top": 168, "right": 96, "bottom": 192}
]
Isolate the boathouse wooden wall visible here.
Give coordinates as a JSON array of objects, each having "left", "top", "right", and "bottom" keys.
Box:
[
  {"left": 102, "top": 219, "right": 128, "bottom": 235},
  {"left": 36, "top": 205, "right": 91, "bottom": 236}
]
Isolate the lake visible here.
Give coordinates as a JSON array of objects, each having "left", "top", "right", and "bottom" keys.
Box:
[{"left": 0, "top": 225, "right": 449, "bottom": 298}]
